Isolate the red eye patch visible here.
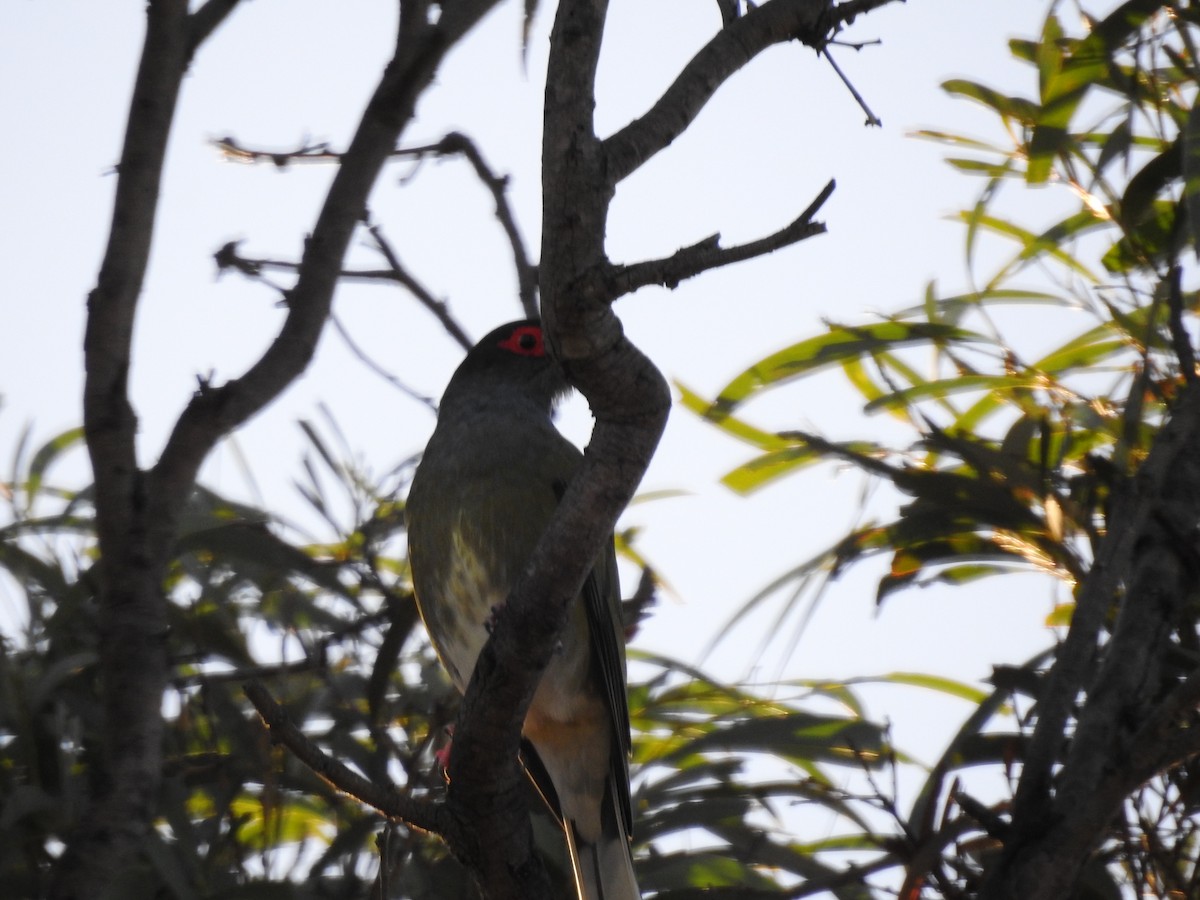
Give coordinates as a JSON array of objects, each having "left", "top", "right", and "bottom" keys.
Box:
[{"left": 498, "top": 325, "right": 546, "bottom": 357}]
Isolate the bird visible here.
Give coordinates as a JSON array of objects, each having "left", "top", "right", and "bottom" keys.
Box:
[{"left": 405, "top": 319, "right": 639, "bottom": 900}]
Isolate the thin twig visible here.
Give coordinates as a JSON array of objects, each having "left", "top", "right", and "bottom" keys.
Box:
[
  {"left": 329, "top": 312, "right": 439, "bottom": 410},
  {"left": 215, "top": 131, "right": 539, "bottom": 320},
  {"left": 212, "top": 240, "right": 450, "bottom": 402},
  {"left": 822, "top": 48, "right": 882, "bottom": 127},
  {"left": 214, "top": 136, "right": 340, "bottom": 167},
  {"left": 394, "top": 133, "right": 538, "bottom": 318},
  {"left": 365, "top": 225, "right": 474, "bottom": 349}
]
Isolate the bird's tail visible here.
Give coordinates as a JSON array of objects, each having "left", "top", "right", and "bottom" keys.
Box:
[{"left": 565, "top": 813, "right": 639, "bottom": 900}]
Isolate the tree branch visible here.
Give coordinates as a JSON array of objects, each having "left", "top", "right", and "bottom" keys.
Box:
[
  {"left": 244, "top": 680, "right": 447, "bottom": 835},
  {"left": 611, "top": 178, "right": 834, "bottom": 292},
  {"left": 186, "top": 0, "right": 242, "bottom": 56},
  {"left": 365, "top": 225, "right": 474, "bottom": 350},
  {"left": 148, "top": 0, "right": 503, "bottom": 551},
  {"left": 603, "top": 0, "right": 902, "bottom": 185},
  {"left": 56, "top": 4, "right": 193, "bottom": 897},
  {"left": 214, "top": 236, "right": 474, "bottom": 352},
  {"left": 215, "top": 129, "right": 540, "bottom": 319},
  {"left": 394, "top": 133, "right": 539, "bottom": 318},
  {"left": 432, "top": 0, "right": 671, "bottom": 897}
]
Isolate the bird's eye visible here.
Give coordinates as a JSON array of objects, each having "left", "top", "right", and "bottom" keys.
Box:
[{"left": 498, "top": 325, "right": 546, "bottom": 358}]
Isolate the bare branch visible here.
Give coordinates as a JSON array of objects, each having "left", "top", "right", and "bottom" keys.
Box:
[
  {"left": 149, "top": 2, "right": 504, "bottom": 534},
  {"left": 211, "top": 241, "right": 453, "bottom": 402},
  {"left": 215, "top": 131, "right": 540, "bottom": 319},
  {"left": 611, "top": 178, "right": 834, "bottom": 293},
  {"left": 430, "top": 0, "right": 669, "bottom": 897},
  {"left": 214, "top": 236, "right": 473, "bottom": 355},
  {"left": 366, "top": 225, "right": 474, "bottom": 350},
  {"left": 394, "top": 133, "right": 539, "bottom": 318},
  {"left": 603, "top": 0, "right": 903, "bottom": 185},
  {"left": 186, "top": 0, "right": 242, "bottom": 56},
  {"left": 58, "top": 1, "right": 240, "bottom": 895},
  {"left": 243, "top": 680, "right": 446, "bottom": 835},
  {"left": 715, "top": 0, "right": 741, "bottom": 28},
  {"left": 214, "top": 135, "right": 340, "bottom": 167},
  {"left": 823, "top": 48, "right": 881, "bottom": 126},
  {"left": 329, "top": 312, "right": 438, "bottom": 409}
]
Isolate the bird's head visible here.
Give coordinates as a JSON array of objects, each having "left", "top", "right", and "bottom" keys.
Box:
[{"left": 441, "top": 319, "right": 571, "bottom": 414}]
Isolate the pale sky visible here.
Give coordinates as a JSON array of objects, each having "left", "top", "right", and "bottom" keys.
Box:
[{"left": 2, "top": 0, "right": 1069, "bottom": 789}]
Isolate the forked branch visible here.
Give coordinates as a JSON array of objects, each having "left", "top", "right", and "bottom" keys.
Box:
[
  {"left": 612, "top": 178, "right": 835, "bottom": 293},
  {"left": 604, "top": 0, "right": 903, "bottom": 185}
]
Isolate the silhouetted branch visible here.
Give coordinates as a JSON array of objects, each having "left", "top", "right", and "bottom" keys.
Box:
[
  {"left": 365, "top": 225, "right": 474, "bottom": 350},
  {"left": 151, "top": 0, "right": 506, "bottom": 539},
  {"left": 393, "top": 133, "right": 539, "bottom": 318},
  {"left": 186, "top": 0, "right": 242, "bottom": 56},
  {"left": 612, "top": 179, "right": 834, "bottom": 293},
  {"left": 212, "top": 240, "right": 451, "bottom": 402},
  {"left": 330, "top": 312, "right": 439, "bottom": 409},
  {"left": 823, "top": 48, "right": 881, "bottom": 126},
  {"left": 215, "top": 130, "right": 539, "bottom": 319},
  {"left": 215, "top": 136, "right": 340, "bottom": 167},
  {"left": 603, "top": 0, "right": 903, "bottom": 185}
]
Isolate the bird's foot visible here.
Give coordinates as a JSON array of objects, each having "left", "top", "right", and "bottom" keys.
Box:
[{"left": 434, "top": 724, "right": 455, "bottom": 780}]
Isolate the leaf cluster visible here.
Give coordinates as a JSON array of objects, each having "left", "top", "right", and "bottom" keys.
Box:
[
  {"left": 686, "top": 2, "right": 1200, "bottom": 896},
  {"left": 0, "top": 416, "right": 898, "bottom": 897}
]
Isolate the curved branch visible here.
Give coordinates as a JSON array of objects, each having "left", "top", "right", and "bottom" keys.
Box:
[
  {"left": 611, "top": 178, "right": 833, "bottom": 293},
  {"left": 436, "top": 0, "right": 669, "bottom": 897},
  {"left": 417, "top": 133, "right": 540, "bottom": 319}
]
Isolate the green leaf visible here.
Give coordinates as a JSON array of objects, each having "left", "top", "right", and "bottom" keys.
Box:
[
  {"left": 24, "top": 426, "right": 85, "bottom": 506},
  {"left": 942, "top": 79, "right": 1037, "bottom": 124},
  {"left": 800, "top": 672, "right": 990, "bottom": 705},
  {"left": 711, "top": 322, "right": 987, "bottom": 413},
  {"left": 675, "top": 382, "right": 789, "bottom": 451},
  {"left": 958, "top": 211, "right": 1101, "bottom": 284},
  {"left": 863, "top": 374, "right": 1046, "bottom": 415},
  {"left": 665, "top": 711, "right": 886, "bottom": 768},
  {"left": 720, "top": 438, "right": 884, "bottom": 495}
]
